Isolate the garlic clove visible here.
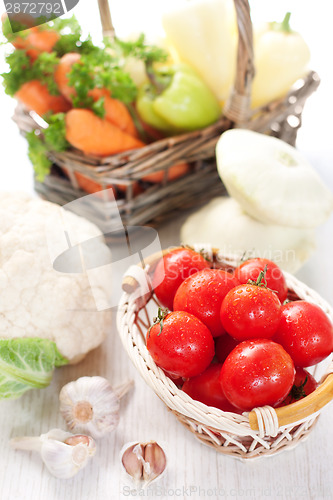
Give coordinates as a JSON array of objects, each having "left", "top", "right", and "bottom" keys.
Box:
[
  {"left": 59, "top": 376, "right": 133, "bottom": 439},
  {"left": 10, "top": 428, "right": 96, "bottom": 479},
  {"left": 142, "top": 442, "right": 167, "bottom": 482},
  {"left": 121, "top": 441, "right": 167, "bottom": 486},
  {"left": 121, "top": 443, "right": 145, "bottom": 481}
]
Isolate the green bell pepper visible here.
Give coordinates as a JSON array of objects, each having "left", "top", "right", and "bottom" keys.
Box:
[
  {"left": 136, "top": 84, "right": 177, "bottom": 133},
  {"left": 136, "top": 63, "right": 221, "bottom": 133}
]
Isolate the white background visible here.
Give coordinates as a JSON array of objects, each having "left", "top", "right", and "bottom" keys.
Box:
[{"left": 0, "top": 1, "right": 333, "bottom": 499}]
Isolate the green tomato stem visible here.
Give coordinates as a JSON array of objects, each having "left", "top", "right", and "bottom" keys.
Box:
[{"left": 148, "top": 307, "right": 169, "bottom": 337}]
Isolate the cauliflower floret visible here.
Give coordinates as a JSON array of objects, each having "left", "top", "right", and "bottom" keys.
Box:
[{"left": 0, "top": 192, "right": 112, "bottom": 363}]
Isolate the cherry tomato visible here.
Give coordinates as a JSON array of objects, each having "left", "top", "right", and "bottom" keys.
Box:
[
  {"left": 182, "top": 364, "right": 241, "bottom": 413},
  {"left": 152, "top": 247, "right": 210, "bottom": 310},
  {"left": 219, "top": 339, "right": 295, "bottom": 411},
  {"left": 162, "top": 369, "right": 184, "bottom": 387},
  {"left": 215, "top": 334, "right": 240, "bottom": 364},
  {"left": 273, "top": 300, "right": 333, "bottom": 367},
  {"left": 234, "top": 258, "right": 288, "bottom": 303},
  {"left": 278, "top": 367, "right": 318, "bottom": 406},
  {"left": 146, "top": 309, "right": 214, "bottom": 378},
  {"left": 220, "top": 284, "right": 281, "bottom": 341},
  {"left": 173, "top": 269, "right": 240, "bottom": 337}
]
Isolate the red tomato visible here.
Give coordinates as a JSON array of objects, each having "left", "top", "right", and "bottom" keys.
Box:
[
  {"left": 234, "top": 258, "right": 288, "bottom": 303},
  {"left": 146, "top": 309, "right": 214, "bottom": 378},
  {"left": 152, "top": 247, "right": 210, "bottom": 310},
  {"left": 215, "top": 334, "right": 240, "bottom": 364},
  {"left": 219, "top": 339, "right": 295, "bottom": 411},
  {"left": 162, "top": 369, "right": 184, "bottom": 387},
  {"left": 278, "top": 367, "right": 318, "bottom": 406},
  {"left": 220, "top": 284, "right": 281, "bottom": 341},
  {"left": 182, "top": 364, "right": 241, "bottom": 412},
  {"left": 273, "top": 300, "right": 333, "bottom": 367},
  {"left": 173, "top": 269, "right": 240, "bottom": 337}
]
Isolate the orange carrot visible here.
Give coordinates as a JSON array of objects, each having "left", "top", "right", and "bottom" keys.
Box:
[
  {"left": 65, "top": 109, "right": 145, "bottom": 157},
  {"left": 89, "top": 88, "right": 139, "bottom": 138},
  {"left": 2, "top": 12, "right": 35, "bottom": 27},
  {"left": 23, "top": 29, "right": 60, "bottom": 60},
  {"left": 62, "top": 167, "right": 142, "bottom": 199},
  {"left": 55, "top": 54, "right": 139, "bottom": 138},
  {"left": 9, "top": 24, "right": 59, "bottom": 61},
  {"left": 117, "top": 182, "right": 143, "bottom": 197},
  {"left": 54, "top": 52, "right": 81, "bottom": 102},
  {"left": 62, "top": 168, "right": 117, "bottom": 200},
  {"left": 15, "top": 80, "right": 71, "bottom": 116},
  {"left": 142, "top": 162, "right": 190, "bottom": 184}
]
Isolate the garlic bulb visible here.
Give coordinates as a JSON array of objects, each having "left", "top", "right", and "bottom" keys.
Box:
[
  {"left": 121, "top": 441, "right": 167, "bottom": 486},
  {"left": 216, "top": 129, "right": 333, "bottom": 228},
  {"left": 181, "top": 197, "right": 316, "bottom": 273},
  {"left": 59, "top": 376, "right": 133, "bottom": 438},
  {"left": 10, "top": 428, "right": 96, "bottom": 479}
]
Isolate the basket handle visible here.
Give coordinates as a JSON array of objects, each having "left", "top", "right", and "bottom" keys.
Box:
[
  {"left": 97, "top": 0, "right": 115, "bottom": 39},
  {"left": 122, "top": 249, "right": 168, "bottom": 293},
  {"left": 223, "top": 0, "right": 254, "bottom": 123},
  {"left": 249, "top": 371, "right": 333, "bottom": 432}
]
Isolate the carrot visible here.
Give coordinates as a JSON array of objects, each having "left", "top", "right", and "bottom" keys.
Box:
[
  {"left": 15, "top": 80, "right": 71, "bottom": 116},
  {"left": 142, "top": 162, "right": 190, "bottom": 184},
  {"left": 2, "top": 11, "right": 37, "bottom": 28},
  {"left": 54, "top": 52, "right": 81, "bottom": 102},
  {"left": 62, "top": 168, "right": 143, "bottom": 199},
  {"left": 89, "top": 88, "right": 139, "bottom": 138},
  {"left": 54, "top": 54, "right": 139, "bottom": 138},
  {"left": 62, "top": 168, "right": 117, "bottom": 200},
  {"left": 65, "top": 109, "right": 145, "bottom": 157},
  {"left": 22, "top": 29, "right": 60, "bottom": 61},
  {"left": 2, "top": 13, "right": 58, "bottom": 60},
  {"left": 117, "top": 182, "right": 143, "bottom": 197},
  {"left": 6, "top": 19, "right": 60, "bottom": 61}
]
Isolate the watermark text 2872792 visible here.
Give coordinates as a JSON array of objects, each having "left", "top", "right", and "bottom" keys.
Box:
[
  {"left": 5, "top": 2, "right": 62, "bottom": 16},
  {"left": 3, "top": 0, "right": 80, "bottom": 32}
]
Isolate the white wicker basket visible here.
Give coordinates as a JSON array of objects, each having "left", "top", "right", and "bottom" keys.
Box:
[{"left": 117, "top": 247, "right": 333, "bottom": 460}]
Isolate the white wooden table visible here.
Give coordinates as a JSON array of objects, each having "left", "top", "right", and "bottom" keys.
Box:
[{"left": 1, "top": 2, "right": 333, "bottom": 498}]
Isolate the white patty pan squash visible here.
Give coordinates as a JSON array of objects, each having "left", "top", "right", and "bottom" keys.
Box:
[
  {"left": 181, "top": 197, "right": 316, "bottom": 273},
  {"left": 0, "top": 192, "right": 112, "bottom": 365},
  {"left": 216, "top": 130, "right": 333, "bottom": 229}
]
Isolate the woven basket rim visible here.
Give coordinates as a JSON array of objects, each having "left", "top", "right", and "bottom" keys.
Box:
[
  {"left": 117, "top": 248, "right": 333, "bottom": 448},
  {"left": 14, "top": 70, "right": 320, "bottom": 172}
]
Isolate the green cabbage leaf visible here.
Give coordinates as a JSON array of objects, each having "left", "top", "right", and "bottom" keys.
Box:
[{"left": 0, "top": 338, "right": 68, "bottom": 400}]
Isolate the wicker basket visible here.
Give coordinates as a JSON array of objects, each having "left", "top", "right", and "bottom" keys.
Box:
[
  {"left": 117, "top": 247, "right": 333, "bottom": 460},
  {"left": 13, "top": 0, "right": 320, "bottom": 231}
]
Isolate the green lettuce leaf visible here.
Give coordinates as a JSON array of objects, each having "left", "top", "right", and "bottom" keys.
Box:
[{"left": 0, "top": 338, "right": 68, "bottom": 400}]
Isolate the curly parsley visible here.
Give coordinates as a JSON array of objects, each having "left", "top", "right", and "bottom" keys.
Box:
[{"left": 27, "top": 113, "right": 69, "bottom": 181}]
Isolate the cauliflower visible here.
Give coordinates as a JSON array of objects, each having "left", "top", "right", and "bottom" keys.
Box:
[{"left": 0, "top": 192, "right": 112, "bottom": 398}]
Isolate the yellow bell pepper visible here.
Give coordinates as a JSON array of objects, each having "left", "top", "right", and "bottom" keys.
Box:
[
  {"left": 251, "top": 13, "right": 311, "bottom": 109},
  {"left": 162, "top": 0, "right": 238, "bottom": 107}
]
